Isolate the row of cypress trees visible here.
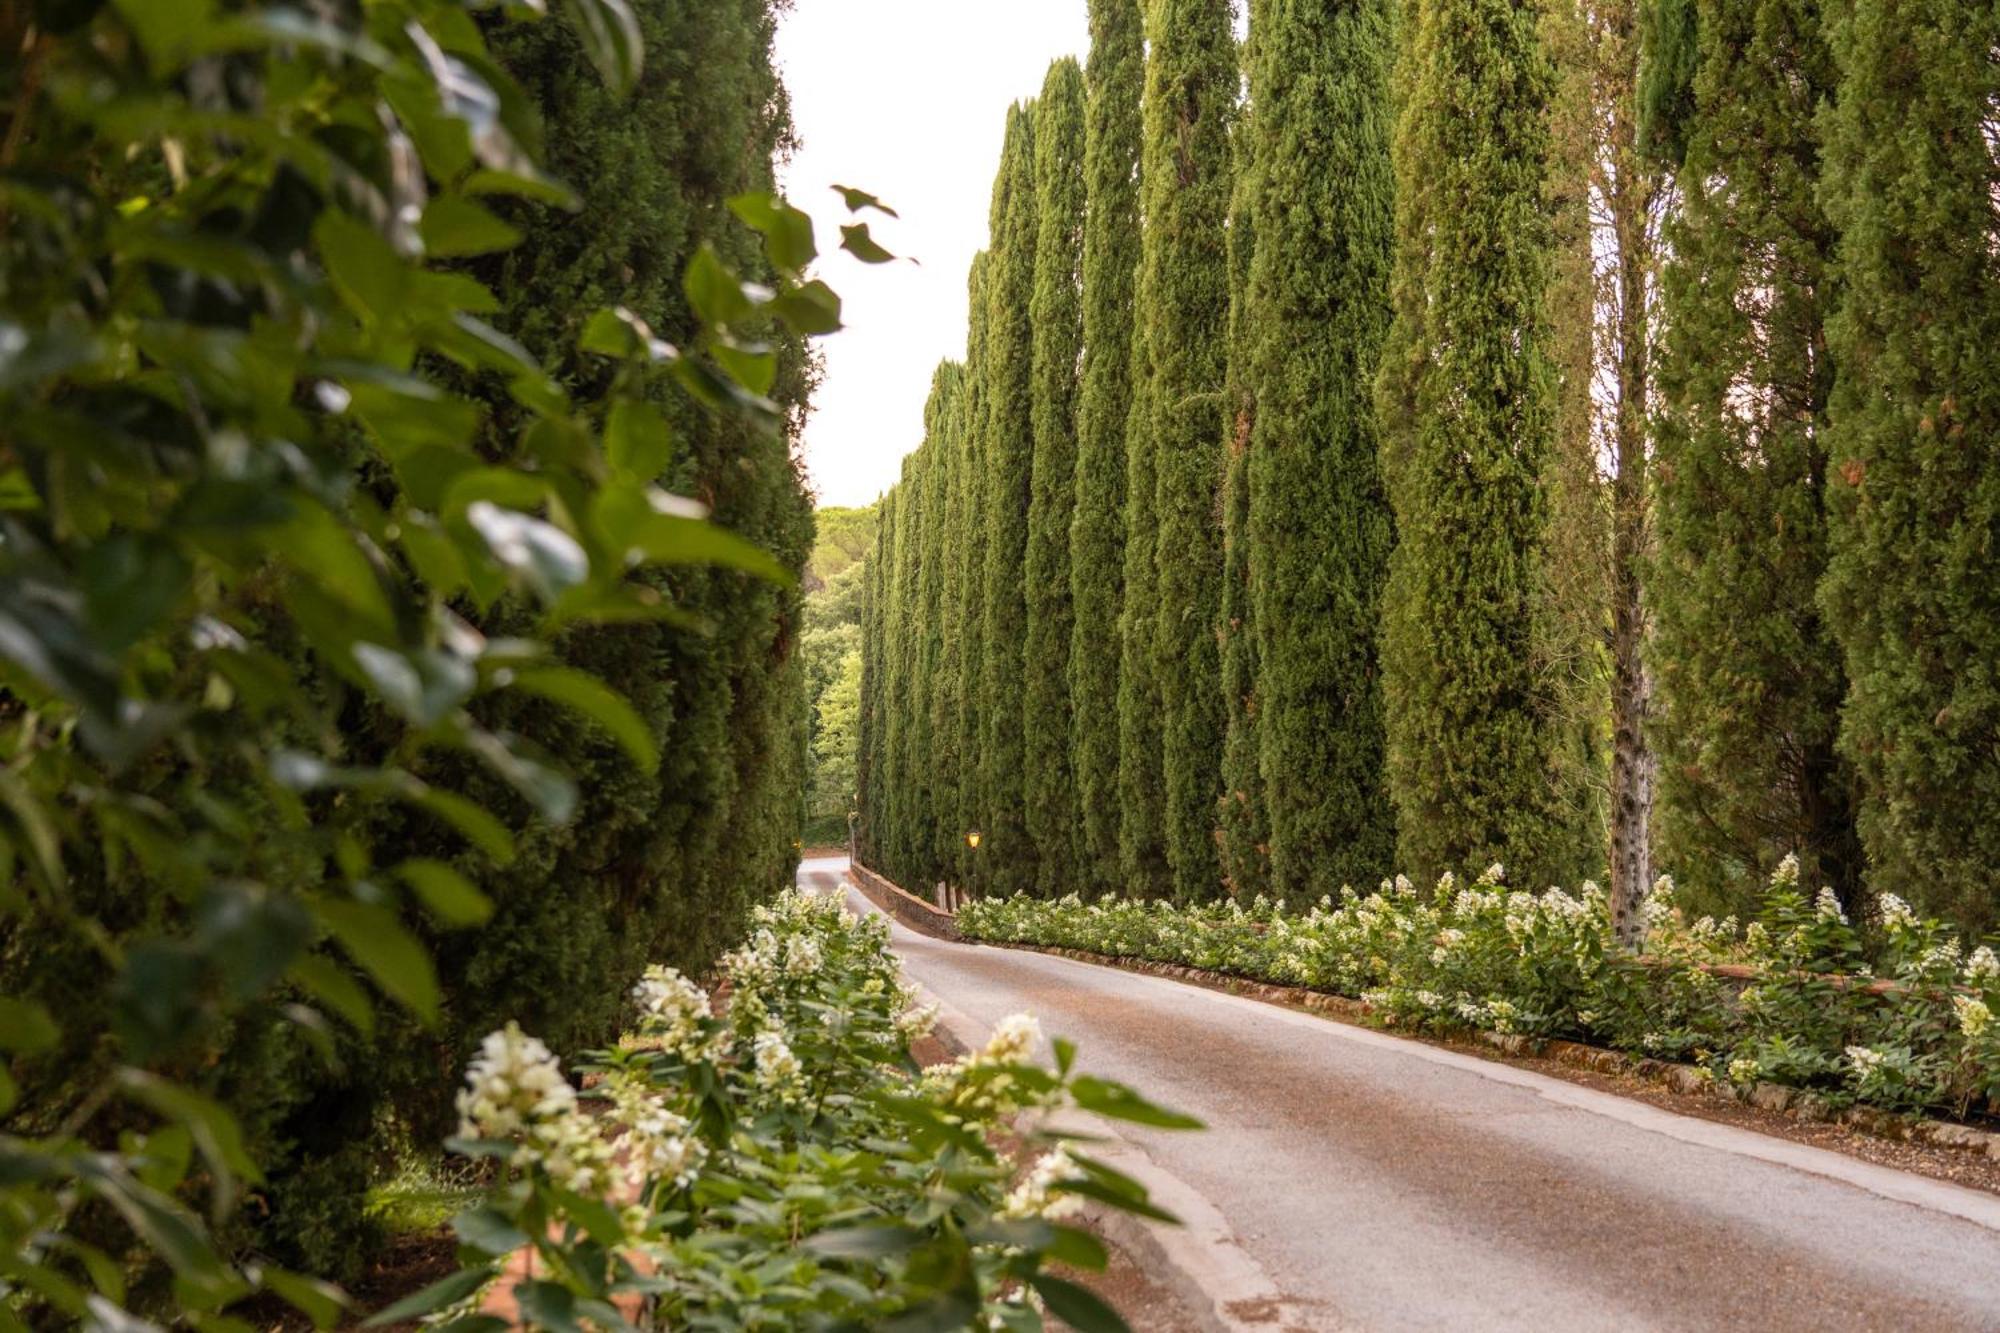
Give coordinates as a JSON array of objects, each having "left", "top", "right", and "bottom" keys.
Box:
[{"left": 858, "top": 0, "right": 2000, "bottom": 932}]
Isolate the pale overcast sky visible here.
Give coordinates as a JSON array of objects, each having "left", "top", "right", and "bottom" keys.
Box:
[{"left": 774, "top": 1, "right": 1090, "bottom": 509}]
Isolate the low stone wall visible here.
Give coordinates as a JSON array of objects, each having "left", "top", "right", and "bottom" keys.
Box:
[{"left": 849, "top": 862, "right": 962, "bottom": 942}]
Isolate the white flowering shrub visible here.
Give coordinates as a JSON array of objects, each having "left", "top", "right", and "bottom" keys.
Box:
[
  {"left": 960, "top": 858, "right": 2000, "bottom": 1121},
  {"left": 372, "top": 889, "right": 1199, "bottom": 1329}
]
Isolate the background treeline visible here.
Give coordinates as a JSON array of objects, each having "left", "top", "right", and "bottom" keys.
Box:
[
  {"left": 1, "top": 0, "right": 812, "bottom": 1284},
  {"left": 855, "top": 0, "right": 2000, "bottom": 940}
]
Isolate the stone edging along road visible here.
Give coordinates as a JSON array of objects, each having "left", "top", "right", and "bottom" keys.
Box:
[{"left": 845, "top": 862, "right": 2000, "bottom": 1168}]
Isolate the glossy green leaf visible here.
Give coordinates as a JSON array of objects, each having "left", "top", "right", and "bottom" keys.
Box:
[
  {"left": 396, "top": 859, "right": 493, "bottom": 927},
  {"left": 728, "top": 192, "right": 817, "bottom": 272},
  {"left": 839, "top": 222, "right": 896, "bottom": 264},
  {"left": 316, "top": 900, "right": 441, "bottom": 1024},
  {"left": 1029, "top": 1276, "right": 1128, "bottom": 1333},
  {"left": 561, "top": 0, "right": 643, "bottom": 98},
  {"left": 604, "top": 399, "right": 673, "bottom": 479},
  {"left": 362, "top": 1267, "right": 496, "bottom": 1327},
  {"left": 420, "top": 196, "right": 523, "bottom": 258},
  {"left": 258, "top": 1268, "right": 350, "bottom": 1330},
  {"left": 512, "top": 667, "right": 658, "bottom": 773},
  {"left": 1067, "top": 1077, "right": 1204, "bottom": 1129},
  {"left": 831, "top": 184, "right": 899, "bottom": 218}
]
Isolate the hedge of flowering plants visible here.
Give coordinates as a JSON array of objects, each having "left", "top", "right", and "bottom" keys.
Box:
[
  {"left": 375, "top": 889, "right": 1200, "bottom": 1331},
  {"left": 959, "top": 858, "right": 2000, "bottom": 1122}
]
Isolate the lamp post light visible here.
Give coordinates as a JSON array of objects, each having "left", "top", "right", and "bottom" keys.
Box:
[{"left": 965, "top": 830, "right": 982, "bottom": 851}]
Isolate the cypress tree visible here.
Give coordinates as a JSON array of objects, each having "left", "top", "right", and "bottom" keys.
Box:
[
  {"left": 1376, "top": 0, "right": 1569, "bottom": 885},
  {"left": 978, "top": 104, "right": 1041, "bottom": 897},
  {"left": 1025, "top": 61, "right": 1089, "bottom": 896},
  {"left": 857, "top": 487, "right": 893, "bottom": 865},
  {"left": 1649, "top": 0, "right": 1859, "bottom": 913},
  {"left": 955, "top": 255, "right": 991, "bottom": 890},
  {"left": 1071, "top": 0, "right": 1145, "bottom": 897},
  {"left": 1822, "top": 0, "right": 2000, "bottom": 929},
  {"left": 888, "top": 449, "right": 929, "bottom": 879},
  {"left": 920, "top": 365, "right": 965, "bottom": 885},
  {"left": 1117, "top": 269, "right": 1168, "bottom": 894},
  {"left": 1219, "top": 34, "right": 1269, "bottom": 899},
  {"left": 1144, "top": 0, "right": 1236, "bottom": 902},
  {"left": 1247, "top": 0, "right": 1399, "bottom": 899}
]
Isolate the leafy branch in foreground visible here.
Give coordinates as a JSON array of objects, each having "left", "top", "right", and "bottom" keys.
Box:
[{"left": 0, "top": 1, "right": 879, "bottom": 1325}]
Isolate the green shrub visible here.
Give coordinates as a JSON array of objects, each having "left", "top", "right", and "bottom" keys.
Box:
[
  {"left": 961, "top": 862, "right": 2000, "bottom": 1121},
  {"left": 387, "top": 888, "right": 1199, "bottom": 1329}
]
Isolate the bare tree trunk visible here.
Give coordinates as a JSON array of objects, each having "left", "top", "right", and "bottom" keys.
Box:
[{"left": 1599, "top": 0, "right": 1659, "bottom": 948}]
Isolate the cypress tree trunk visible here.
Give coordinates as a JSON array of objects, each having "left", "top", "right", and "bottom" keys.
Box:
[
  {"left": 1218, "top": 48, "right": 1269, "bottom": 899},
  {"left": 1144, "top": 0, "right": 1236, "bottom": 902},
  {"left": 1247, "top": 0, "right": 1399, "bottom": 900},
  {"left": 1650, "top": 0, "right": 1860, "bottom": 915},
  {"left": 1074, "top": 0, "right": 1145, "bottom": 898},
  {"left": 1589, "top": 0, "right": 1660, "bottom": 944},
  {"left": 1376, "top": 0, "right": 1569, "bottom": 886},
  {"left": 978, "top": 104, "right": 1041, "bottom": 897},
  {"left": 1822, "top": 0, "right": 2000, "bottom": 931},
  {"left": 1025, "top": 61, "right": 1088, "bottom": 898}
]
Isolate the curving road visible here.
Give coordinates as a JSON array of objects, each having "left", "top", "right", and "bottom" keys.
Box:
[{"left": 801, "top": 857, "right": 2000, "bottom": 1332}]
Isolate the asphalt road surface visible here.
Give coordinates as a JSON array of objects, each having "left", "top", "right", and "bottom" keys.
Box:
[{"left": 800, "top": 856, "right": 2000, "bottom": 1332}]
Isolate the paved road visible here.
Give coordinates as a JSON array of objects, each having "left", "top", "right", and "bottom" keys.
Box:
[{"left": 801, "top": 857, "right": 2000, "bottom": 1332}]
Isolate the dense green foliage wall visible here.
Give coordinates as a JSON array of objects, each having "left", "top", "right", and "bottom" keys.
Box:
[
  {"left": 1025, "top": 62, "right": 1090, "bottom": 897},
  {"left": 0, "top": 0, "right": 822, "bottom": 1315},
  {"left": 1821, "top": 0, "right": 2000, "bottom": 932},
  {"left": 1071, "top": 0, "right": 1146, "bottom": 898},
  {"left": 978, "top": 106, "right": 1043, "bottom": 897},
  {"left": 1376, "top": 0, "right": 1569, "bottom": 887},
  {"left": 1144, "top": 0, "right": 1238, "bottom": 902},
  {"left": 853, "top": 0, "right": 2000, "bottom": 944},
  {"left": 1246, "top": 0, "right": 1399, "bottom": 899},
  {"left": 1649, "top": 0, "right": 1859, "bottom": 915}
]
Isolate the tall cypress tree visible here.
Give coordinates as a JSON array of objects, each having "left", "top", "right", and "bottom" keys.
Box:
[
  {"left": 1218, "top": 30, "right": 1269, "bottom": 898},
  {"left": 1649, "top": 0, "right": 1859, "bottom": 913},
  {"left": 1822, "top": 0, "right": 2000, "bottom": 929},
  {"left": 1248, "top": 0, "right": 1399, "bottom": 899},
  {"left": 955, "top": 255, "right": 991, "bottom": 890},
  {"left": 920, "top": 364, "right": 965, "bottom": 885},
  {"left": 1144, "top": 0, "right": 1236, "bottom": 902},
  {"left": 978, "top": 104, "right": 1041, "bottom": 897},
  {"left": 1116, "top": 264, "right": 1168, "bottom": 894},
  {"left": 1376, "top": 0, "right": 1568, "bottom": 885},
  {"left": 1025, "top": 61, "right": 1088, "bottom": 897},
  {"left": 1072, "top": 0, "right": 1144, "bottom": 898},
  {"left": 857, "top": 487, "right": 894, "bottom": 865},
  {"left": 880, "top": 456, "right": 917, "bottom": 878}
]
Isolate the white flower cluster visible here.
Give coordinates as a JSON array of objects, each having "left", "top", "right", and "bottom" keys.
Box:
[
  {"left": 1845, "top": 1044, "right": 1885, "bottom": 1075},
  {"left": 1002, "top": 1145, "right": 1080, "bottom": 1220},
  {"left": 606, "top": 1069, "right": 707, "bottom": 1191},
  {"left": 752, "top": 1028, "right": 806, "bottom": 1105},
  {"left": 631, "top": 964, "right": 728, "bottom": 1061},
  {"left": 1955, "top": 995, "right": 1993, "bottom": 1041},
  {"left": 1968, "top": 945, "right": 2000, "bottom": 982},
  {"left": 1878, "top": 893, "right": 1918, "bottom": 929},
  {"left": 455, "top": 1022, "right": 612, "bottom": 1194}
]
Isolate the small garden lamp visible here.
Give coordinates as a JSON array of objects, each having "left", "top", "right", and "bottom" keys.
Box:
[{"left": 965, "top": 830, "right": 982, "bottom": 850}]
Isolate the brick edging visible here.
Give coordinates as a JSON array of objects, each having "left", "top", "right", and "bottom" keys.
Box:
[{"left": 848, "top": 862, "right": 962, "bottom": 942}]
